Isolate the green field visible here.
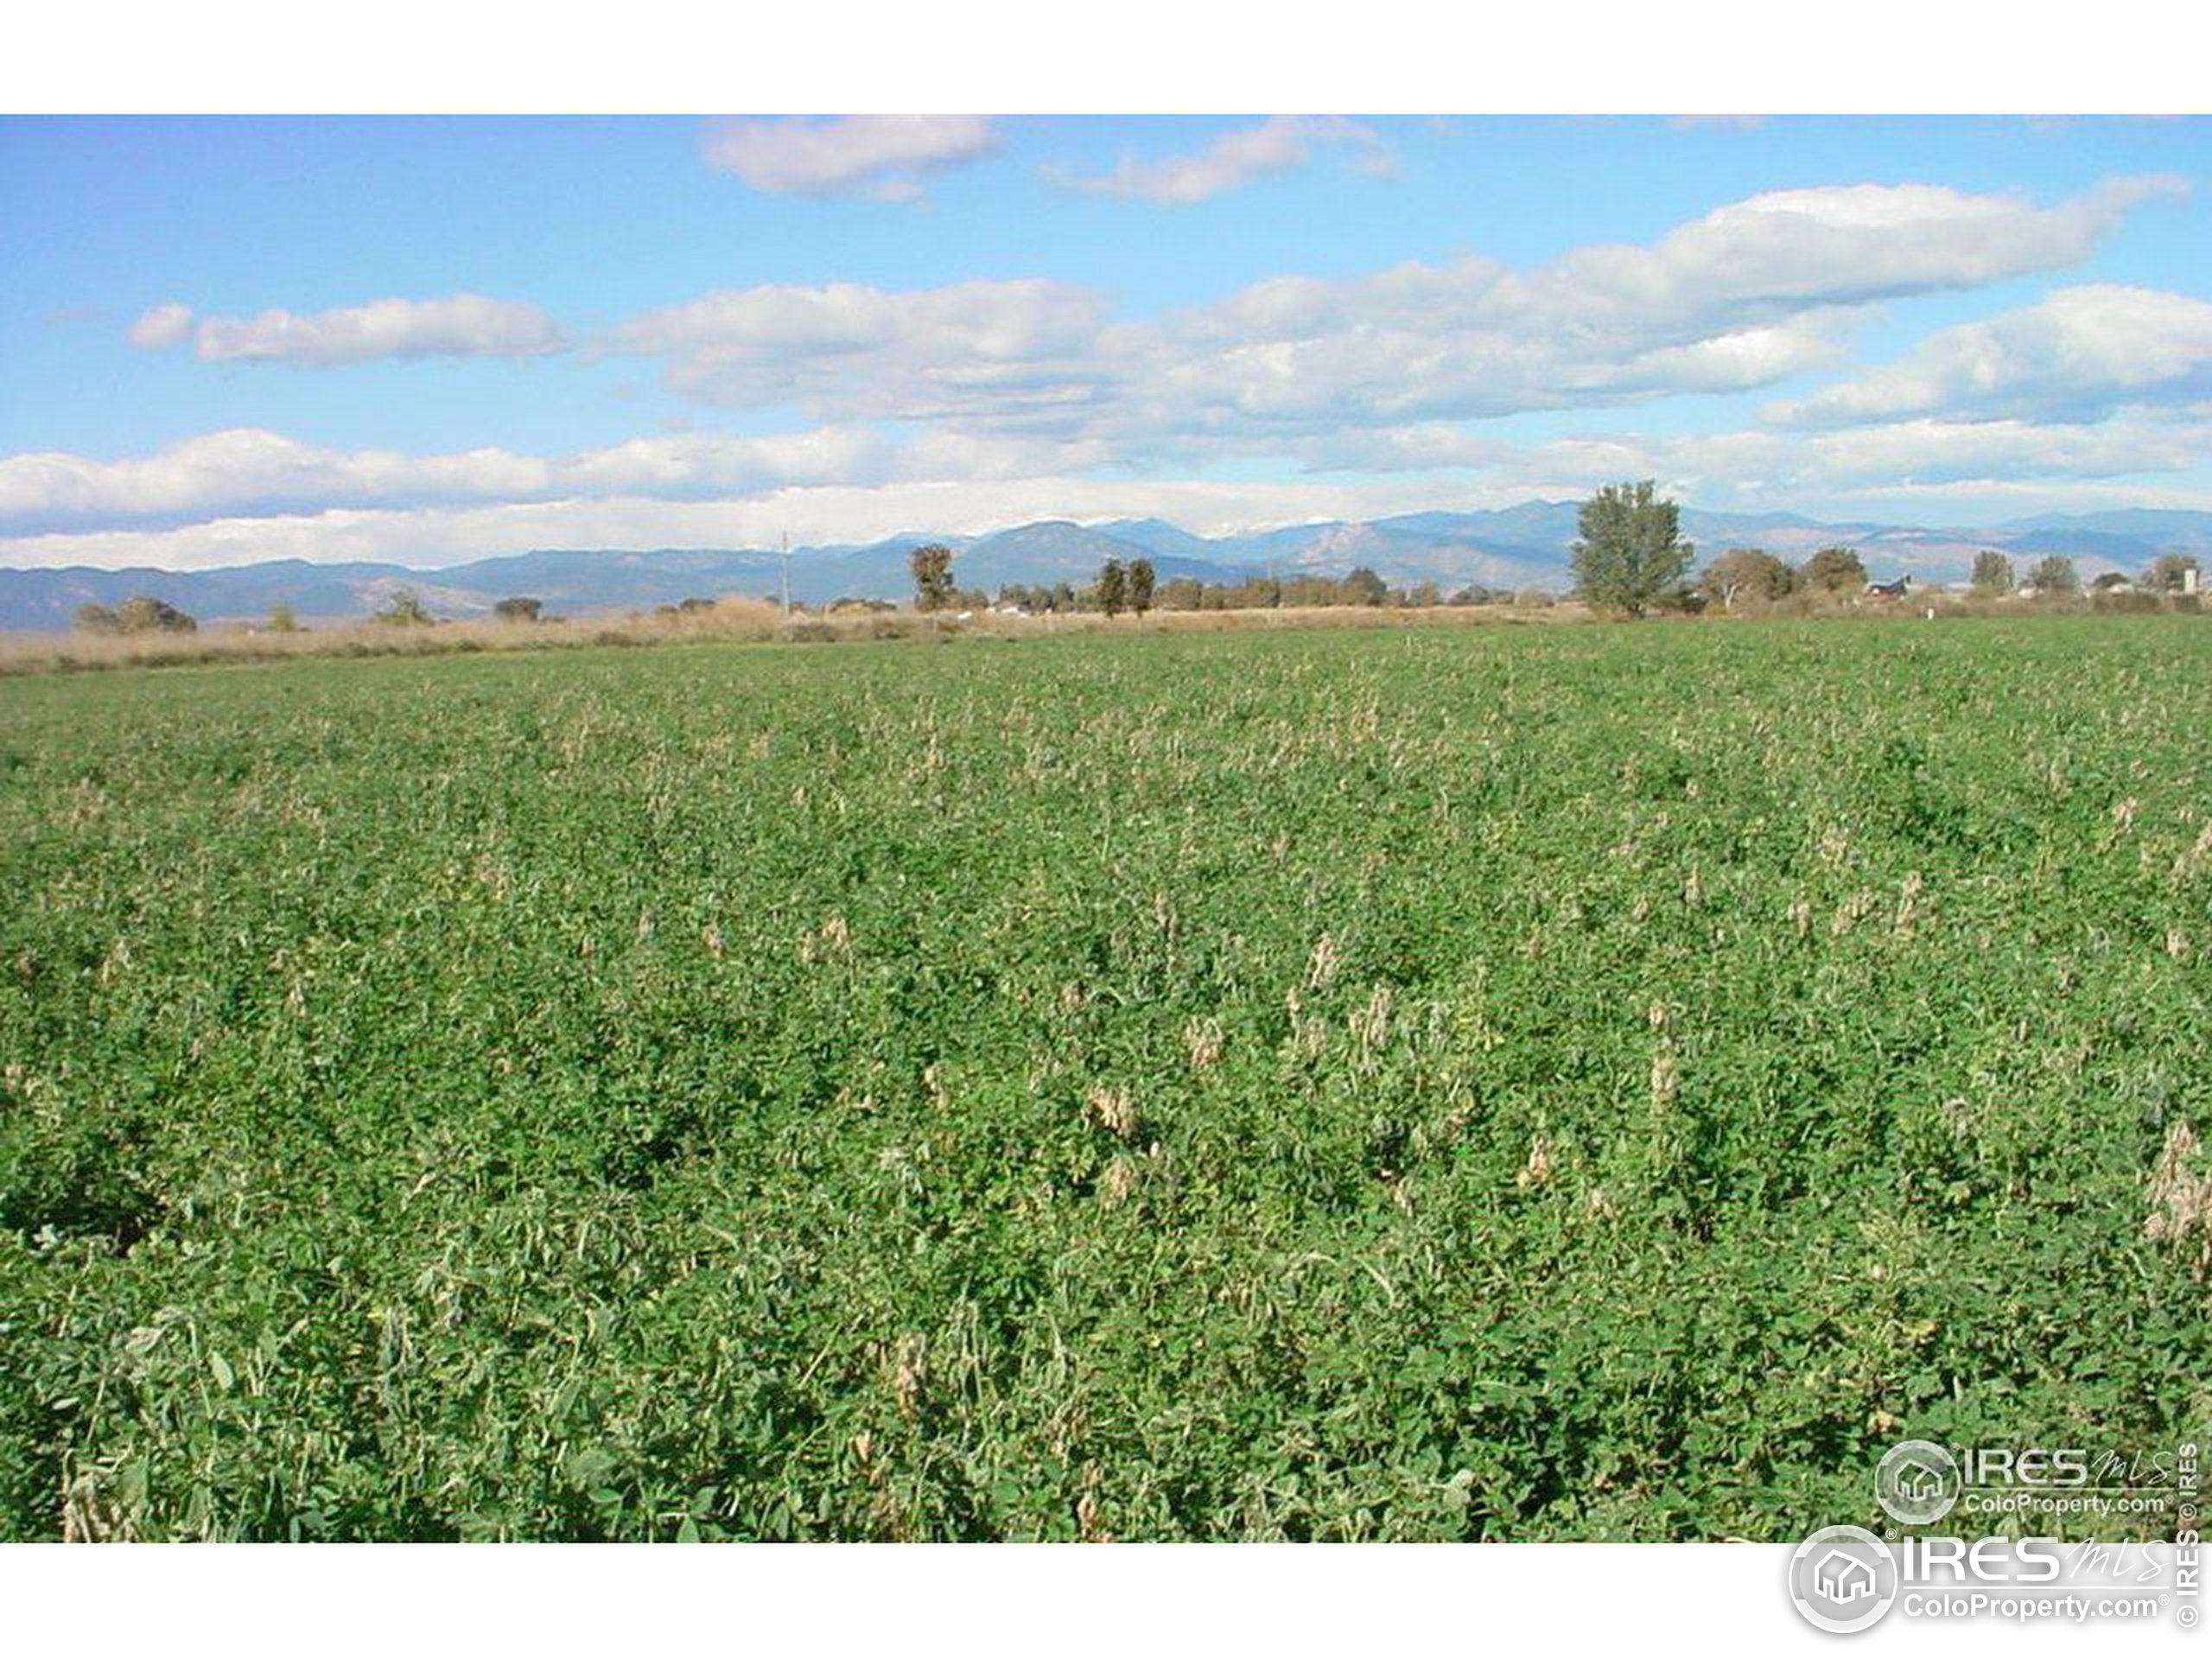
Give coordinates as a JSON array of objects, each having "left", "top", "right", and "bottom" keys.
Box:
[{"left": 3, "top": 617, "right": 2208, "bottom": 1541}]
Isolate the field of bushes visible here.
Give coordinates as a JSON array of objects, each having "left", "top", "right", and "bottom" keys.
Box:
[{"left": 2, "top": 616, "right": 2208, "bottom": 1539}]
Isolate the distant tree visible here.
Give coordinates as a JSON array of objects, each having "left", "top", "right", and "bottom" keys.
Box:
[
  {"left": 1338, "top": 567, "right": 1389, "bottom": 607},
  {"left": 73, "top": 602, "right": 122, "bottom": 634},
  {"left": 492, "top": 596, "right": 543, "bottom": 623},
  {"left": 266, "top": 601, "right": 300, "bottom": 632},
  {"left": 1698, "top": 547, "right": 1793, "bottom": 608},
  {"left": 1096, "top": 558, "right": 1128, "bottom": 617},
  {"left": 1969, "top": 550, "right": 2015, "bottom": 594},
  {"left": 2028, "top": 555, "right": 2080, "bottom": 595},
  {"left": 2091, "top": 571, "right": 2133, "bottom": 592},
  {"left": 908, "top": 543, "right": 956, "bottom": 613},
  {"left": 1051, "top": 581, "right": 1076, "bottom": 613},
  {"left": 117, "top": 594, "right": 196, "bottom": 633},
  {"left": 1569, "top": 480, "right": 1694, "bottom": 617},
  {"left": 1800, "top": 546, "right": 1869, "bottom": 594},
  {"left": 2144, "top": 553, "right": 2201, "bottom": 594},
  {"left": 1127, "top": 558, "right": 1156, "bottom": 615},
  {"left": 372, "top": 588, "right": 434, "bottom": 626},
  {"left": 1156, "top": 576, "right": 1205, "bottom": 611}
]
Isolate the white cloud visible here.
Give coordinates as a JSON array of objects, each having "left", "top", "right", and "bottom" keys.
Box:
[
  {"left": 893, "top": 429, "right": 1118, "bottom": 480},
  {"left": 1805, "top": 415, "right": 2212, "bottom": 485},
  {"left": 1277, "top": 425, "right": 1516, "bottom": 474},
  {"left": 119, "top": 176, "right": 2175, "bottom": 445},
  {"left": 1426, "top": 175, "right": 2186, "bottom": 350},
  {"left": 701, "top": 115, "right": 998, "bottom": 200},
  {"left": 0, "top": 424, "right": 1128, "bottom": 537},
  {"left": 607, "top": 178, "right": 2180, "bottom": 448},
  {"left": 1479, "top": 415, "right": 2212, "bottom": 504},
  {"left": 126, "top": 302, "right": 195, "bottom": 350},
  {"left": 0, "top": 474, "right": 1492, "bottom": 573},
  {"left": 554, "top": 428, "right": 899, "bottom": 498},
  {"left": 0, "top": 428, "right": 868, "bottom": 534},
  {"left": 17, "top": 453, "right": 2209, "bottom": 577},
  {"left": 12, "top": 404, "right": 2207, "bottom": 569},
  {"left": 1065, "top": 116, "right": 1395, "bottom": 205},
  {"left": 0, "top": 429, "right": 541, "bottom": 532},
  {"left": 1773, "top": 284, "right": 2212, "bottom": 425},
  {"left": 607, "top": 277, "right": 1124, "bottom": 423},
  {"left": 134, "top": 294, "right": 569, "bottom": 367},
  {"left": 33, "top": 176, "right": 2204, "bottom": 568}
]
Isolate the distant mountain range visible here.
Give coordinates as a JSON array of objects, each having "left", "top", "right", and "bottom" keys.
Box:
[{"left": 5, "top": 505, "right": 2209, "bottom": 631}]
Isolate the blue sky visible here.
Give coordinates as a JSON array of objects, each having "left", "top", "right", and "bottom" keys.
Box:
[{"left": 2, "top": 115, "right": 2208, "bottom": 569}]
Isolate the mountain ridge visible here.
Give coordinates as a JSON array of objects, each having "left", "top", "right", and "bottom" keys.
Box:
[{"left": 4, "top": 505, "right": 2208, "bottom": 630}]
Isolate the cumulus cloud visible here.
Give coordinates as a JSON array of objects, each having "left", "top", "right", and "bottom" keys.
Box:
[
  {"left": 1406, "top": 175, "right": 2187, "bottom": 357},
  {"left": 15, "top": 402, "right": 2204, "bottom": 563},
  {"left": 607, "top": 178, "right": 2179, "bottom": 448},
  {"left": 9, "top": 409, "right": 2209, "bottom": 572},
  {"left": 126, "top": 302, "right": 195, "bottom": 350},
  {"left": 0, "top": 429, "right": 844, "bottom": 535},
  {"left": 0, "top": 474, "right": 1491, "bottom": 574},
  {"left": 1065, "top": 116, "right": 1395, "bottom": 205},
  {"left": 1276, "top": 425, "right": 1516, "bottom": 474},
  {"left": 35, "top": 176, "right": 2204, "bottom": 567},
  {"left": 1483, "top": 415, "right": 2212, "bottom": 504},
  {"left": 1773, "top": 284, "right": 2212, "bottom": 426},
  {"left": 0, "top": 424, "right": 1125, "bottom": 538},
  {"left": 1804, "top": 415, "right": 2212, "bottom": 485},
  {"left": 0, "top": 429, "right": 546, "bottom": 533},
  {"left": 701, "top": 115, "right": 998, "bottom": 200},
  {"left": 17, "top": 437, "right": 2210, "bottom": 576},
  {"left": 606, "top": 277, "right": 1125, "bottom": 424},
  {"left": 125, "top": 294, "right": 569, "bottom": 367}
]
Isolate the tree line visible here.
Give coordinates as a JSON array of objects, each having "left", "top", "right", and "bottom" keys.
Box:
[
  {"left": 73, "top": 588, "right": 543, "bottom": 636},
  {"left": 1570, "top": 480, "right": 2202, "bottom": 617},
  {"left": 908, "top": 542, "right": 1548, "bottom": 616},
  {"left": 67, "top": 492, "right": 2203, "bottom": 640},
  {"left": 907, "top": 486, "right": 2202, "bottom": 622}
]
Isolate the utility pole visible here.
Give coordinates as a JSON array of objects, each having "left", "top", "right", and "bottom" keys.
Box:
[{"left": 779, "top": 532, "right": 791, "bottom": 618}]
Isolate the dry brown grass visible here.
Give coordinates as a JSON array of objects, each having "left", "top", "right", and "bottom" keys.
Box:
[
  {"left": 2145, "top": 1122, "right": 2212, "bottom": 1275},
  {"left": 6, "top": 582, "right": 2193, "bottom": 679},
  {"left": 1705, "top": 588, "right": 2202, "bottom": 623},
  {"left": 1083, "top": 1084, "right": 1140, "bottom": 1142},
  {"left": 0, "top": 595, "right": 1585, "bottom": 678}
]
